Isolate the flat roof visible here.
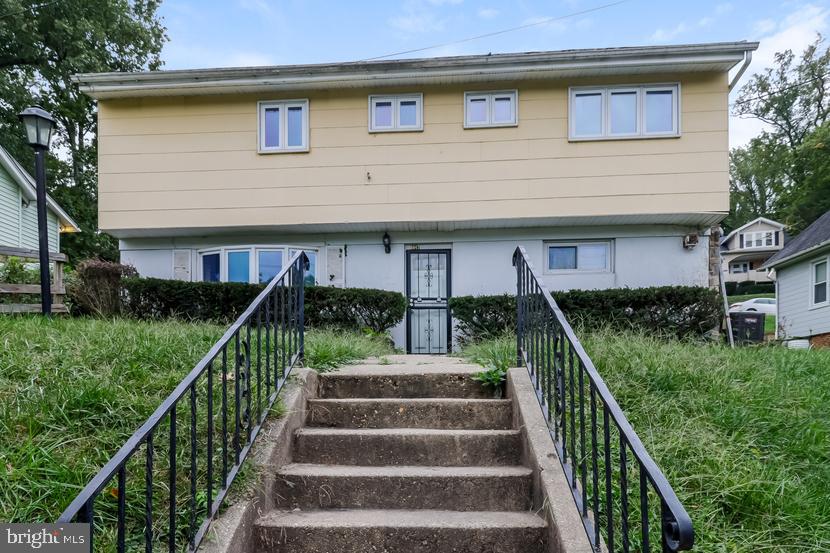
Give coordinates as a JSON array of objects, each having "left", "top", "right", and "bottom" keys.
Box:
[{"left": 73, "top": 41, "right": 758, "bottom": 99}]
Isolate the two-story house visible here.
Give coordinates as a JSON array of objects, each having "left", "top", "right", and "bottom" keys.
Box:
[
  {"left": 720, "top": 216, "right": 786, "bottom": 283},
  {"left": 74, "top": 41, "right": 758, "bottom": 352}
]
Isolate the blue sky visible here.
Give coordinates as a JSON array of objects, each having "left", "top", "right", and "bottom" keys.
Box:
[{"left": 158, "top": 0, "right": 830, "bottom": 145}]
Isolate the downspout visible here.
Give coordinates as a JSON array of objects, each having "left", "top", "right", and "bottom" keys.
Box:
[{"left": 728, "top": 50, "right": 753, "bottom": 91}]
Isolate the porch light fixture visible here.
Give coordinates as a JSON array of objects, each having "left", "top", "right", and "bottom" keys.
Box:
[
  {"left": 382, "top": 232, "right": 391, "bottom": 254},
  {"left": 18, "top": 106, "right": 57, "bottom": 315},
  {"left": 19, "top": 106, "right": 55, "bottom": 150}
]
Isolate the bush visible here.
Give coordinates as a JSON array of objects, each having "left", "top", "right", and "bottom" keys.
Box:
[
  {"left": 67, "top": 259, "right": 137, "bottom": 317},
  {"left": 121, "top": 279, "right": 406, "bottom": 333},
  {"left": 725, "top": 280, "right": 775, "bottom": 296},
  {"left": 305, "top": 286, "right": 406, "bottom": 334},
  {"left": 450, "top": 286, "right": 723, "bottom": 342}
]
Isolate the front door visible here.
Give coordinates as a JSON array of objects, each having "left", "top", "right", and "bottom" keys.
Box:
[{"left": 406, "top": 249, "right": 451, "bottom": 354}]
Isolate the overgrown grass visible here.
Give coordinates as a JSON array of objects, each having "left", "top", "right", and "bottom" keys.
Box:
[
  {"left": 455, "top": 334, "right": 515, "bottom": 371},
  {"left": 459, "top": 331, "right": 830, "bottom": 552},
  {"left": 303, "top": 328, "right": 396, "bottom": 371},
  {"left": 0, "top": 317, "right": 392, "bottom": 533}
]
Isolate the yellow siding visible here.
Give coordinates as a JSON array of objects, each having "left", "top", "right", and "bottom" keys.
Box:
[{"left": 97, "top": 72, "right": 730, "bottom": 232}]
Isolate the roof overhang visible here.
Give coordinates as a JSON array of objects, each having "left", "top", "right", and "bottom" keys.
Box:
[
  {"left": 764, "top": 240, "right": 830, "bottom": 270},
  {"left": 73, "top": 41, "right": 759, "bottom": 99},
  {"left": 0, "top": 146, "right": 81, "bottom": 233},
  {"left": 106, "top": 212, "right": 725, "bottom": 239}
]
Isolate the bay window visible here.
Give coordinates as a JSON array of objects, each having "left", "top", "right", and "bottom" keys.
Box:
[{"left": 198, "top": 246, "right": 317, "bottom": 284}]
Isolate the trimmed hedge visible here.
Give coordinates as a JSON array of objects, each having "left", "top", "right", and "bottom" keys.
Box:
[
  {"left": 725, "top": 280, "right": 775, "bottom": 296},
  {"left": 450, "top": 286, "right": 723, "bottom": 342},
  {"left": 120, "top": 278, "right": 406, "bottom": 333}
]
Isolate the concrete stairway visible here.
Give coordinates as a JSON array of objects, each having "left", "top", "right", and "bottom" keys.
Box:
[{"left": 253, "top": 356, "right": 548, "bottom": 553}]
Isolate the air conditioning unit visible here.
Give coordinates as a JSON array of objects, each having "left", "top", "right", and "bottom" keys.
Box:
[{"left": 683, "top": 234, "right": 699, "bottom": 249}]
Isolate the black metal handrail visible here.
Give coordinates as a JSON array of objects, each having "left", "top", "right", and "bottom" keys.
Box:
[
  {"left": 513, "top": 246, "right": 693, "bottom": 553},
  {"left": 58, "top": 251, "right": 310, "bottom": 553}
]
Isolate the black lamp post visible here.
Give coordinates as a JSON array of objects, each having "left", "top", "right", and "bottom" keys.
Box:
[{"left": 18, "top": 106, "right": 56, "bottom": 316}]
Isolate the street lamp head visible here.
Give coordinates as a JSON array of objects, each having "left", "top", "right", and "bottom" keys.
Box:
[{"left": 18, "top": 106, "right": 56, "bottom": 150}]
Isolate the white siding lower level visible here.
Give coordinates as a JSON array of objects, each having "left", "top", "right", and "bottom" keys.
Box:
[
  {"left": 120, "top": 225, "right": 711, "bottom": 349},
  {"left": 776, "top": 252, "right": 830, "bottom": 339}
]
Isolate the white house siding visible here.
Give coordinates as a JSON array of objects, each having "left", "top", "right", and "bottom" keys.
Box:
[
  {"left": 777, "top": 253, "right": 830, "bottom": 339},
  {"left": 120, "top": 225, "right": 710, "bottom": 349},
  {"left": 0, "top": 163, "right": 60, "bottom": 252},
  {"left": 0, "top": 164, "right": 22, "bottom": 247}
]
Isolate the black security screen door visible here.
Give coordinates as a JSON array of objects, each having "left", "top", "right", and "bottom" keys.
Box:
[{"left": 406, "top": 249, "right": 451, "bottom": 354}]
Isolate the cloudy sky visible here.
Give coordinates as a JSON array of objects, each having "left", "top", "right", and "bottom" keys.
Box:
[{"left": 157, "top": 0, "right": 830, "bottom": 147}]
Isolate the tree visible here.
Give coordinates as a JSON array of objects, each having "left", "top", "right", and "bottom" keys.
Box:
[
  {"left": 0, "top": 0, "right": 166, "bottom": 261},
  {"left": 729, "top": 35, "right": 830, "bottom": 234},
  {"left": 723, "top": 134, "right": 787, "bottom": 231},
  {"left": 788, "top": 121, "right": 830, "bottom": 232}
]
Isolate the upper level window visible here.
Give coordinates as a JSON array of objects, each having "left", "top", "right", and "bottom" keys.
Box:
[
  {"left": 369, "top": 94, "right": 422, "bottom": 132},
  {"left": 464, "top": 90, "right": 518, "bottom": 128},
  {"left": 545, "top": 241, "right": 612, "bottom": 273},
  {"left": 741, "top": 231, "right": 774, "bottom": 249},
  {"left": 812, "top": 258, "right": 828, "bottom": 307},
  {"left": 258, "top": 100, "right": 309, "bottom": 153},
  {"left": 569, "top": 84, "right": 679, "bottom": 140}
]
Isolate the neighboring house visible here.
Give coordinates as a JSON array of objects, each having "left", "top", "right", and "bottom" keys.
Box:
[
  {"left": 764, "top": 210, "right": 830, "bottom": 347},
  {"left": 73, "top": 41, "right": 758, "bottom": 352},
  {"left": 720, "top": 217, "right": 786, "bottom": 283},
  {"left": 0, "top": 144, "right": 80, "bottom": 254}
]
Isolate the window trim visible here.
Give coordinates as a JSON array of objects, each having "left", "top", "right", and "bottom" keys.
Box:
[
  {"left": 730, "top": 261, "right": 750, "bottom": 274},
  {"left": 463, "top": 90, "right": 519, "bottom": 128},
  {"left": 368, "top": 93, "right": 423, "bottom": 132},
  {"left": 197, "top": 245, "right": 319, "bottom": 284},
  {"left": 544, "top": 240, "right": 613, "bottom": 274},
  {"left": 257, "top": 99, "right": 310, "bottom": 154},
  {"left": 568, "top": 83, "right": 681, "bottom": 141},
  {"left": 810, "top": 256, "right": 829, "bottom": 309},
  {"left": 741, "top": 230, "right": 775, "bottom": 249}
]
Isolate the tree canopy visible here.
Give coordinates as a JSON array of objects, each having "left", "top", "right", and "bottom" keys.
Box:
[
  {"left": 729, "top": 36, "right": 830, "bottom": 234},
  {"left": 0, "top": 0, "right": 166, "bottom": 261}
]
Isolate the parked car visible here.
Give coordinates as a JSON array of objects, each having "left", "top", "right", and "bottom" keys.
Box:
[{"left": 729, "top": 297, "right": 777, "bottom": 314}]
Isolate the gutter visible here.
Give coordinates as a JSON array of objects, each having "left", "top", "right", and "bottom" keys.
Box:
[
  {"left": 72, "top": 41, "right": 760, "bottom": 99},
  {"left": 728, "top": 50, "right": 753, "bottom": 91}
]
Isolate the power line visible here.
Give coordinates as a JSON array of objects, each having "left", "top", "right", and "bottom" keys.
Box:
[
  {"left": 361, "top": 0, "right": 631, "bottom": 62},
  {"left": 0, "top": 0, "right": 60, "bottom": 20},
  {"left": 731, "top": 70, "right": 830, "bottom": 106}
]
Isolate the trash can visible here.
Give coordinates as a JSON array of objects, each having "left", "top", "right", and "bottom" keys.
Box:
[{"left": 730, "top": 312, "right": 766, "bottom": 345}]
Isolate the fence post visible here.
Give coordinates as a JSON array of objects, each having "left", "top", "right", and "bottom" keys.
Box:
[
  {"left": 297, "top": 253, "right": 308, "bottom": 364},
  {"left": 514, "top": 249, "right": 524, "bottom": 368}
]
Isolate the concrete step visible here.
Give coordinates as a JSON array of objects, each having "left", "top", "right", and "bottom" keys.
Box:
[
  {"left": 293, "top": 428, "right": 523, "bottom": 466},
  {"left": 273, "top": 464, "right": 532, "bottom": 511},
  {"left": 318, "top": 369, "right": 492, "bottom": 399},
  {"left": 306, "top": 398, "right": 512, "bottom": 429},
  {"left": 255, "top": 509, "right": 547, "bottom": 553}
]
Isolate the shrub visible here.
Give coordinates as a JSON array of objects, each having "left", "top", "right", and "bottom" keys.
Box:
[
  {"left": 305, "top": 286, "right": 407, "bottom": 334},
  {"left": 121, "top": 279, "right": 406, "bottom": 333},
  {"left": 450, "top": 286, "right": 723, "bottom": 342},
  {"left": 0, "top": 256, "right": 41, "bottom": 305},
  {"left": 735, "top": 281, "right": 775, "bottom": 295},
  {"left": 67, "top": 259, "right": 137, "bottom": 317}
]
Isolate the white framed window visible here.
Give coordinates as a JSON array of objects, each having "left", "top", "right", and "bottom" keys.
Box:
[
  {"left": 258, "top": 99, "right": 309, "bottom": 153},
  {"left": 198, "top": 246, "right": 318, "bottom": 284},
  {"left": 741, "top": 231, "right": 775, "bottom": 249},
  {"left": 369, "top": 94, "right": 423, "bottom": 132},
  {"left": 811, "top": 257, "right": 829, "bottom": 308},
  {"left": 464, "top": 90, "right": 518, "bottom": 128},
  {"left": 545, "top": 241, "right": 612, "bottom": 273},
  {"left": 569, "top": 84, "right": 680, "bottom": 140},
  {"left": 730, "top": 262, "right": 750, "bottom": 274}
]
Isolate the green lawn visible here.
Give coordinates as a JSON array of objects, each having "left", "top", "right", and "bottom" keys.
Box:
[
  {"left": 0, "top": 316, "right": 393, "bottom": 525},
  {"left": 461, "top": 331, "right": 830, "bottom": 552}
]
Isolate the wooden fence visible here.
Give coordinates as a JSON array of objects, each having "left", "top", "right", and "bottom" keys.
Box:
[{"left": 0, "top": 246, "right": 67, "bottom": 314}]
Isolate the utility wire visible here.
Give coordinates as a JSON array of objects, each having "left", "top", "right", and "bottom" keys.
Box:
[
  {"left": 361, "top": 0, "right": 631, "bottom": 61},
  {"left": 0, "top": 0, "right": 60, "bottom": 20},
  {"left": 731, "top": 70, "right": 830, "bottom": 106}
]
